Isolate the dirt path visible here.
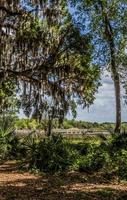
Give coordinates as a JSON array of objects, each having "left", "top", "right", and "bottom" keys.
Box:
[{"left": 0, "top": 161, "right": 127, "bottom": 200}]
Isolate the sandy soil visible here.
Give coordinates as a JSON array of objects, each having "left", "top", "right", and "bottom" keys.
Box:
[{"left": 0, "top": 161, "right": 127, "bottom": 200}]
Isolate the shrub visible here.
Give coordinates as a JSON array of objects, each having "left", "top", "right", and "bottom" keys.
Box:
[
  {"left": 78, "top": 149, "right": 110, "bottom": 173},
  {"left": 110, "top": 134, "right": 127, "bottom": 152},
  {"left": 0, "top": 128, "right": 24, "bottom": 160},
  {"left": 117, "top": 150, "right": 127, "bottom": 179},
  {"left": 70, "top": 142, "right": 89, "bottom": 155},
  {"left": 14, "top": 119, "right": 39, "bottom": 130},
  {"left": 0, "top": 116, "right": 27, "bottom": 160},
  {"left": 109, "top": 150, "right": 127, "bottom": 180},
  {"left": 28, "top": 134, "right": 78, "bottom": 173}
]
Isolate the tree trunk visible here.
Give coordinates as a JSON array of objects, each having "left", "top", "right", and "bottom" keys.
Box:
[
  {"left": 108, "top": 35, "right": 121, "bottom": 133},
  {"left": 98, "top": 0, "right": 121, "bottom": 133},
  {"left": 113, "top": 73, "right": 121, "bottom": 133},
  {"left": 47, "top": 117, "right": 52, "bottom": 137}
]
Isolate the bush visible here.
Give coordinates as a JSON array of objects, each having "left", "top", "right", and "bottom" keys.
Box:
[
  {"left": 110, "top": 134, "right": 127, "bottom": 152},
  {"left": 28, "top": 134, "right": 78, "bottom": 173},
  {"left": 70, "top": 142, "right": 89, "bottom": 155},
  {"left": 116, "top": 150, "right": 127, "bottom": 179},
  {"left": 2, "top": 120, "right": 127, "bottom": 180},
  {"left": 0, "top": 129, "right": 25, "bottom": 160},
  {"left": 14, "top": 119, "right": 39, "bottom": 130},
  {"left": 78, "top": 149, "right": 110, "bottom": 173},
  {"left": 0, "top": 116, "right": 27, "bottom": 160},
  {"left": 79, "top": 134, "right": 127, "bottom": 180}
]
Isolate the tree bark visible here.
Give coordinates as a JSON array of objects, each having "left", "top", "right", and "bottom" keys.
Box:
[
  {"left": 98, "top": 0, "right": 121, "bottom": 133},
  {"left": 114, "top": 76, "right": 121, "bottom": 133},
  {"left": 109, "top": 35, "right": 121, "bottom": 133}
]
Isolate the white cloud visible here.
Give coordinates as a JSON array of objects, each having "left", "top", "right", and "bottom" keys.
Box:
[
  {"left": 71, "top": 70, "right": 127, "bottom": 122},
  {"left": 19, "top": 70, "right": 127, "bottom": 122}
]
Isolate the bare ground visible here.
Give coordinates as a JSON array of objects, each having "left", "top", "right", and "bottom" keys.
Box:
[{"left": 0, "top": 161, "right": 127, "bottom": 200}]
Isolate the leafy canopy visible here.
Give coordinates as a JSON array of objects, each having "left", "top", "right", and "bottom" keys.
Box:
[{"left": 0, "top": 0, "right": 100, "bottom": 121}]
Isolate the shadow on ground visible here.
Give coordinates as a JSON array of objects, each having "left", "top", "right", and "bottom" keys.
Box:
[{"left": 0, "top": 161, "right": 127, "bottom": 200}]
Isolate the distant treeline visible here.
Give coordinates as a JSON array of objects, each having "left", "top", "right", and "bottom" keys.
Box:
[{"left": 14, "top": 118, "right": 127, "bottom": 132}]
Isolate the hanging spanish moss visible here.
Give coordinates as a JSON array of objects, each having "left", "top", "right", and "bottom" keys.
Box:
[{"left": 0, "top": 0, "right": 100, "bottom": 131}]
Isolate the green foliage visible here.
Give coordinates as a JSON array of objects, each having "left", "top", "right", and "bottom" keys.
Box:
[
  {"left": 27, "top": 134, "right": 78, "bottom": 173},
  {"left": 14, "top": 119, "right": 40, "bottom": 130},
  {"left": 0, "top": 79, "right": 19, "bottom": 116},
  {"left": 1, "top": 0, "right": 100, "bottom": 123},
  {"left": 14, "top": 118, "right": 127, "bottom": 131},
  {"left": 78, "top": 143, "right": 110, "bottom": 173},
  {"left": 70, "top": 0, "right": 127, "bottom": 132},
  {"left": 110, "top": 134, "right": 127, "bottom": 152},
  {"left": 70, "top": 0, "right": 127, "bottom": 68},
  {"left": 78, "top": 152, "right": 109, "bottom": 173},
  {"left": 0, "top": 116, "right": 28, "bottom": 160},
  {"left": 76, "top": 134, "right": 127, "bottom": 180},
  {"left": 0, "top": 119, "right": 22, "bottom": 160},
  {"left": 1, "top": 116, "right": 127, "bottom": 179},
  {"left": 21, "top": 133, "right": 127, "bottom": 179},
  {"left": 114, "top": 150, "right": 127, "bottom": 179}
]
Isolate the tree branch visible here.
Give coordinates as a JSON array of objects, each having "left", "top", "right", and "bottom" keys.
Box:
[{"left": 0, "top": 6, "right": 22, "bottom": 16}]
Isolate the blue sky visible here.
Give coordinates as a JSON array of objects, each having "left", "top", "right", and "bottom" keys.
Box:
[
  {"left": 18, "top": 3, "right": 127, "bottom": 123},
  {"left": 67, "top": 70, "right": 127, "bottom": 122},
  {"left": 19, "top": 70, "right": 127, "bottom": 122}
]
